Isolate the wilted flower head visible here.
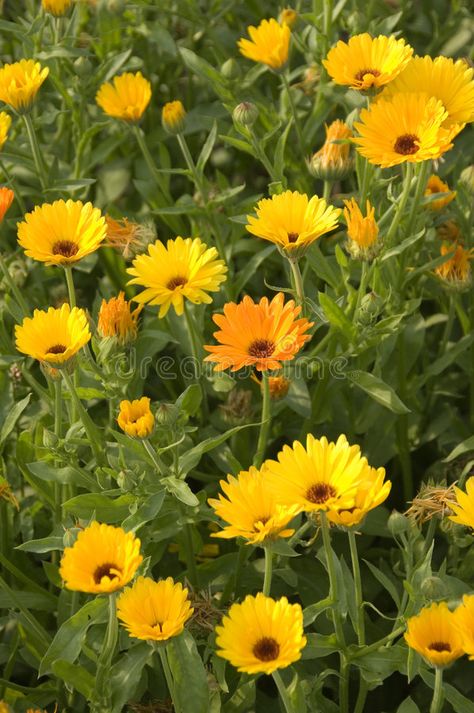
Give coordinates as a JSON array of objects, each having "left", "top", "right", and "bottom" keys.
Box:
[
  {"left": 424, "top": 175, "right": 456, "bottom": 211},
  {"left": 238, "top": 18, "right": 291, "bottom": 71},
  {"left": 0, "top": 60, "right": 49, "bottom": 113},
  {"left": 436, "top": 220, "right": 461, "bottom": 243},
  {"left": 162, "top": 100, "right": 186, "bottom": 134},
  {"left": 105, "top": 215, "right": 156, "bottom": 260},
  {"left": 219, "top": 388, "right": 254, "bottom": 425},
  {"left": 98, "top": 292, "right": 142, "bottom": 345},
  {"left": 308, "top": 120, "right": 353, "bottom": 181},
  {"left": 406, "top": 481, "right": 458, "bottom": 525},
  {"left": 436, "top": 243, "right": 474, "bottom": 290}
]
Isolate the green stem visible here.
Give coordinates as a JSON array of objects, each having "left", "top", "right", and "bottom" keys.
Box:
[
  {"left": 64, "top": 266, "right": 76, "bottom": 308},
  {"left": 93, "top": 593, "right": 118, "bottom": 712},
  {"left": 22, "top": 113, "right": 48, "bottom": 190},
  {"left": 350, "top": 625, "right": 405, "bottom": 659},
  {"left": 53, "top": 379, "right": 62, "bottom": 526},
  {"left": 0, "top": 252, "right": 29, "bottom": 315},
  {"left": 220, "top": 543, "right": 249, "bottom": 604},
  {"left": 183, "top": 302, "right": 208, "bottom": 418},
  {"left": 249, "top": 130, "right": 280, "bottom": 182},
  {"left": 178, "top": 502, "right": 199, "bottom": 589},
  {"left": 396, "top": 330, "right": 412, "bottom": 502},
  {"left": 348, "top": 531, "right": 365, "bottom": 645},
  {"left": 281, "top": 72, "right": 305, "bottom": 158},
  {"left": 262, "top": 546, "right": 273, "bottom": 596},
  {"left": 385, "top": 163, "right": 414, "bottom": 245},
  {"left": 142, "top": 439, "right": 166, "bottom": 475},
  {"left": 253, "top": 372, "right": 271, "bottom": 468},
  {"left": 159, "top": 646, "right": 181, "bottom": 713},
  {"left": 272, "top": 670, "right": 295, "bottom": 713},
  {"left": 61, "top": 370, "right": 104, "bottom": 465},
  {"left": 132, "top": 124, "right": 168, "bottom": 195},
  {"left": 0, "top": 159, "right": 26, "bottom": 214},
  {"left": 354, "top": 261, "right": 369, "bottom": 318},
  {"left": 289, "top": 259, "right": 305, "bottom": 306},
  {"left": 406, "top": 160, "right": 430, "bottom": 235},
  {"left": 430, "top": 667, "right": 444, "bottom": 713},
  {"left": 322, "top": 0, "right": 334, "bottom": 51},
  {"left": 323, "top": 180, "right": 333, "bottom": 201}
]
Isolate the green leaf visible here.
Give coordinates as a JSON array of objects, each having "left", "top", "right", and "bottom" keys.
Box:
[
  {"left": 363, "top": 559, "right": 401, "bottom": 607},
  {"left": 286, "top": 378, "right": 311, "bottom": 418},
  {"left": 167, "top": 631, "right": 210, "bottom": 713},
  {"left": 396, "top": 697, "right": 421, "bottom": 713},
  {"left": 27, "top": 462, "right": 98, "bottom": 490},
  {"left": 0, "top": 394, "right": 31, "bottom": 449},
  {"left": 318, "top": 292, "right": 354, "bottom": 340},
  {"left": 445, "top": 436, "right": 474, "bottom": 462},
  {"left": 51, "top": 660, "right": 95, "bottom": 699},
  {"left": 219, "top": 134, "right": 254, "bottom": 156},
  {"left": 273, "top": 120, "right": 293, "bottom": 180},
  {"left": 111, "top": 643, "right": 151, "bottom": 712},
  {"left": 63, "top": 493, "right": 135, "bottom": 522},
  {"left": 349, "top": 371, "right": 410, "bottom": 414},
  {"left": 301, "top": 633, "right": 339, "bottom": 658},
  {"left": 16, "top": 536, "right": 64, "bottom": 553},
  {"left": 306, "top": 244, "right": 340, "bottom": 290},
  {"left": 381, "top": 229, "right": 424, "bottom": 261},
  {"left": 196, "top": 121, "right": 218, "bottom": 174},
  {"left": 233, "top": 245, "right": 276, "bottom": 295},
  {"left": 422, "top": 333, "right": 473, "bottom": 380},
  {"left": 121, "top": 491, "right": 166, "bottom": 531},
  {"left": 180, "top": 48, "right": 228, "bottom": 94},
  {"left": 420, "top": 670, "right": 474, "bottom": 713},
  {"left": 176, "top": 384, "right": 203, "bottom": 417},
  {"left": 162, "top": 477, "right": 199, "bottom": 507},
  {"left": 178, "top": 422, "right": 259, "bottom": 477}
]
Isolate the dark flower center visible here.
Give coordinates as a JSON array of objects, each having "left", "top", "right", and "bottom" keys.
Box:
[
  {"left": 248, "top": 339, "right": 275, "bottom": 358},
  {"left": 428, "top": 641, "right": 451, "bottom": 653},
  {"left": 394, "top": 134, "right": 419, "bottom": 155},
  {"left": 287, "top": 232, "right": 299, "bottom": 243},
  {"left": 354, "top": 68, "right": 381, "bottom": 83},
  {"left": 52, "top": 240, "right": 79, "bottom": 258},
  {"left": 253, "top": 636, "right": 280, "bottom": 661},
  {"left": 306, "top": 482, "right": 337, "bottom": 504},
  {"left": 47, "top": 344, "right": 67, "bottom": 354},
  {"left": 167, "top": 276, "right": 187, "bottom": 290},
  {"left": 254, "top": 516, "right": 270, "bottom": 528},
  {"left": 93, "top": 562, "right": 121, "bottom": 584}
]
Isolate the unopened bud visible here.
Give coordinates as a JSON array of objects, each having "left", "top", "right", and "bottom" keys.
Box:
[
  {"left": 388, "top": 510, "right": 409, "bottom": 536},
  {"left": 233, "top": 102, "right": 259, "bottom": 127},
  {"left": 221, "top": 58, "right": 241, "bottom": 80},
  {"left": 162, "top": 100, "right": 186, "bottom": 134},
  {"left": 156, "top": 402, "right": 180, "bottom": 426},
  {"left": 421, "top": 576, "right": 447, "bottom": 600}
]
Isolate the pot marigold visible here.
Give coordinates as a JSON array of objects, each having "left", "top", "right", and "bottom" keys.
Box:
[
  {"left": 15, "top": 304, "right": 91, "bottom": 366},
  {"left": 448, "top": 476, "right": 474, "bottom": 529},
  {"left": 353, "top": 93, "right": 461, "bottom": 168},
  {"left": 0, "top": 112, "right": 11, "bottom": 151},
  {"left": 59, "top": 521, "right": 143, "bottom": 594},
  {"left": 326, "top": 466, "right": 391, "bottom": 527},
  {"left": 264, "top": 434, "right": 374, "bottom": 514},
  {"left": 382, "top": 55, "right": 474, "bottom": 127},
  {"left": 96, "top": 72, "right": 151, "bottom": 122},
  {"left": 343, "top": 198, "right": 379, "bottom": 259},
  {"left": 246, "top": 190, "right": 341, "bottom": 258},
  {"left": 0, "top": 60, "right": 49, "bottom": 112},
  {"left": 204, "top": 292, "right": 313, "bottom": 372},
  {"left": 98, "top": 292, "right": 142, "bottom": 345},
  {"left": 0, "top": 187, "right": 14, "bottom": 223},
  {"left": 454, "top": 594, "right": 474, "bottom": 659},
  {"left": 424, "top": 175, "right": 456, "bottom": 211},
  {"left": 216, "top": 593, "right": 306, "bottom": 674},
  {"left": 238, "top": 18, "right": 291, "bottom": 71},
  {"left": 117, "top": 576, "right": 193, "bottom": 641},
  {"left": 404, "top": 602, "right": 464, "bottom": 668},
  {"left": 208, "top": 466, "right": 299, "bottom": 545},
  {"left": 323, "top": 33, "right": 413, "bottom": 91},
  {"left": 127, "top": 237, "right": 227, "bottom": 318},
  {"left": 162, "top": 100, "right": 186, "bottom": 134},
  {"left": 436, "top": 243, "right": 473, "bottom": 290},
  {"left": 117, "top": 397, "right": 154, "bottom": 439},
  {"left": 17, "top": 199, "right": 107, "bottom": 266},
  {"left": 42, "top": 0, "right": 72, "bottom": 15},
  {"left": 308, "top": 120, "right": 353, "bottom": 181}
]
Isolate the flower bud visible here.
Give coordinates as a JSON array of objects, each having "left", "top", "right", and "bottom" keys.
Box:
[
  {"left": 388, "top": 510, "right": 409, "bottom": 536},
  {"left": 221, "top": 58, "right": 241, "bottom": 80},
  {"left": 279, "top": 8, "right": 298, "bottom": 28},
  {"left": 421, "top": 576, "right": 447, "bottom": 600},
  {"left": 232, "top": 102, "right": 259, "bottom": 127},
  {"left": 156, "top": 402, "right": 180, "bottom": 427},
  {"left": 162, "top": 100, "right": 186, "bottom": 134},
  {"left": 116, "top": 469, "right": 137, "bottom": 492},
  {"left": 74, "top": 57, "right": 93, "bottom": 78}
]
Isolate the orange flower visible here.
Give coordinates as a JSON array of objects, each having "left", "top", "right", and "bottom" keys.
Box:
[
  {"left": 0, "top": 187, "right": 14, "bottom": 223},
  {"left": 204, "top": 293, "right": 312, "bottom": 372}
]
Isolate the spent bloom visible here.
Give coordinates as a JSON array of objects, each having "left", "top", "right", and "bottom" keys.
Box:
[
  {"left": 435, "top": 243, "right": 474, "bottom": 290},
  {"left": 308, "top": 119, "right": 353, "bottom": 181},
  {"left": 117, "top": 397, "right": 155, "bottom": 439},
  {"left": 96, "top": 72, "right": 151, "bottom": 122},
  {"left": 0, "top": 187, "right": 14, "bottom": 223},
  {"left": 238, "top": 18, "right": 291, "bottom": 71},
  {"left": 162, "top": 100, "right": 186, "bottom": 134},
  {"left": 42, "top": 0, "right": 72, "bottom": 15},
  {"left": 0, "top": 112, "right": 11, "bottom": 151},
  {"left": 97, "top": 292, "right": 142, "bottom": 345},
  {"left": 105, "top": 215, "right": 155, "bottom": 260},
  {"left": 424, "top": 175, "right": 456, "bottom": 211},
  {"left": 343, "top": 198, "right": 379, "bottom": 260},
  {"left": 405, "top": 602, "right": 464, "bottom": 668},
  {"left": 436, "top": 220, "right": 461, "bottom": 243},
  {"left": 0, "top": 60, "right": 49, "bottom": 113}
]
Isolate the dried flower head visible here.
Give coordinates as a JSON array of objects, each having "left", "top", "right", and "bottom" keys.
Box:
[
  {"left": 105, "top": 215, "right": 156, "bottom": 260},
  {"left": 405, "top": 481, "right": 458, "bottom": 525}
]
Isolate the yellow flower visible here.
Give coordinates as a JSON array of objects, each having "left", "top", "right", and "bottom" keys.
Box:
[
  {"left": 326, "top": 466, "right": 391, "bottom": 527},
  {"left": 98, "top": 292, "right": 142, "bottom": 345},
  {"left": 0, "top": 702, "right": 10, "bottom": 713},
  {"left": 105, "top": 215, "right": 155, "bottom": 260},
  {"left": 424, "top": 175, "right": 456, "bottom": 211},
  {"left": 117, "top": 576, "right": 193, "bottom": 641},
  {"left": 0, "top": 112, "right": 11, "bottom": 151},
  {"left": 0, "top": 187, "right": 14, "bottom": 223},
  {"left": 343, "top": 198, "right": 379, "bottom": 259},
  {"left": 15, "top": 304, "right": 91, "bottom": 366},
  {"left": 59, "top": 521, "right": 143, "bottom": 593},
  {"left": 127, "top": 237, "right": 227, "bottom": 318},
  {"left": 382, "top": 55, "right": 474, "bottom": 127},
  {"left": 208, "top": 466, "right": 299, "bottom": 545},
  {"left": 117, "top": 397, "right": 154, "bottom": 438},
  {"left": 454, "top": 594, "right": 474, "bottom": 659},
  {"left": 17, "top": 199, "right": 107, "bottom": 266},
  {"left": 0, "top": 60, "right": 48, "bottom": 112},
  {"left": 308, "top": 120, "right": 353, "bottom": 181},
  {"left": 353, "top": 93, "right": 461, "bottom": 168},
  {"left": 448, "top": 476, "right": 474, "bottom": 529},
  {"left": 264, "top": 434, "right": 374, "bottom": 514},
  {"left": 96, "top": 72, "right": 151, "bottom": 122},
  {"left": 246, "top": 190, "right": 341, "bottom": 258},
  {"left": 238, "top": 18, "right": 291, "bottom": 71},
  {"left": 204, "top": 292, "right": 313, "bottom": 372},
  {"left": 42, "top": 0, "right": 72, "bottom": 15},
  {"left": 404, "top": 602, "right": 464, "bottom": 668},
  {"left": 162, "top": 100, "right": 186, "bottom": 134},
  {"left": 279, "top": 8, "right": 298, "bottom": 28},
  {"left": 435, "top": 243, "right": 474, "bottom": 290},
  {"left": 323, "top": 33, "right": 413, "bottom": 91},
  {"left": 216, "top": 593, "right": 306, "bottom": 674}
]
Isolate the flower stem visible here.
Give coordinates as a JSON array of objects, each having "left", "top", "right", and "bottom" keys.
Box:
[
  {"left": 64, "top": 266, "right": 76, "bottom": 308},
  {"left": 262, "top": 546, "right": 273, "bottom": 596},
  {"left": 272, "top": 670, "right": 295, "bottom": 713},
  {"left": 159, "top": 646, "right": 181, "bottom": 713},
  {"left": 61, "top": 370, "right": 104, "bottom": 465},
  {"left": 22, "top": 113, "right": 48, "bottom": 190},
  {"left": 323, "top": 180, "right": 333, "bottom": 201},
  {"left": 92, "top": 593, "right": 118, "bottom": 712},
  {"left": 406, "top": 159, "right": 430, "bottom": 235},
  {"left": 253, "top": 372, "right": 271, "bottom": 468},
  {"left": 178, "top": 502, "right": 199, "bottom": 589},
  {"left": 281, "top": 72, "right": 305, "bottom": 159},
  {"left": 142, "top": 439, "right": 165, "bottom": 475},
  {"left": 53, "top": 379, "right": 63, "bottom": 525},
  {"left": 0, "top": 252, "right": 29, "bottom": 315},
  {"left": 289, "top": 259, "right": 305, "bottom": 307},
  {"left": 385, "top": 163, "right": 414, "bottom": 245},
  {"left": 348, "top": 531, "right": 365, "bottom": 645},
  {"left": 183, "top": 302, "right": 208, "bottom": 419},
  {"left": 430, "top": 667, "right": 444, "bottom": 713}
]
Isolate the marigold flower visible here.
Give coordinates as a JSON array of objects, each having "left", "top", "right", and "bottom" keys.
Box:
[
  {"left": 448, "top": 476, "right": 474, "bottom": 529},
  {"left": 96, "top": 72, "right": 151, "bottom": 122},
  {"left": 98, "top": 292, "right": 141, "bottom": 345},
  {"left": 246, "top": 190, "right": 341, "bottom": 258},
  {"left": 0, "top": 476, "right": 19, "bottom": 510},
  {"left": 353, "top": 93, "right": 461, "bottom": 168},
  {"left": 0, "top": 187, "right": 14, "bottom": 223},
  {"left": 308, "top": 120, "right": 353, "bottom": 181},
  {"left": 118, "top": 397, "right": 154, "bottom": 439},
  {"left": 343, "top": 198, "right": 379, "bottom": 259},
  {"left": 327, "top": 466, "right": 391, "bottom": 527},
  {"left": 454, "top": 594, "right": 474, "bottom": 659},
  {"left": 264, "top": 434, "right": 375, "bottom": 514},
  {"left": 216, "top": 593, "right": 306, "bottom": 674},
  {"left": 238, "top": 18, "right": 291, "bottom": 71},
  {"left": 59, "top": 521, "right": 143, "bottom": 594},
  {"left": 268, "top": 374, "right": 291, "bottom": 400},
  {"left": 162, "top": 100, "right": 186, "bottom": 134},
  {"left": 127, "top": 237, "right": 227, "bottom": 318},
  {"left": 323, "top": 33, "right": 413, "bottom": 91},
  {"left": 117, "top": 576, "right": 193, "bottom": 641},
  {"left": 0, "top": 702, "right": 9, "bottom": 713},
  {"left": 382, "top": 55, "right": 474, "bottom": 127},
  {"left": 17, "top": 199, "right": 106, "bottom": 266},
  {"left": 42, "top": 0, "right": 72, "bottom": 15},
  {"left": 0, "top": 112, "right": 11, "bottom": 151},
  {"left": 204, "top": 292, "right": 313, "bottom": 372},
  {"left": 404, "top": 602, "right": 464, "bottom": 668},
  {"left": 435, "top": 243, "right": 473, "bottom": 290},
  {"left": 105, "top": 215, "right": 155, "bottom": 260},
  {"left": 0, "top": 60, "right": 49, "bottom": 112},
  {"left": 424, "top": 175, "right": 456, "bottom": 211},
  {"left": 436, "top": 220, "right": 460, "bottom": 243},
  {"left": 208, "top": 466, "right": 299, "bottom": 545},
  {"left": 279, "top": 8, "right": 298, "bottom": 27},
  {"left": 15, "top": 304, "right": 91, "bottom": 366}
]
